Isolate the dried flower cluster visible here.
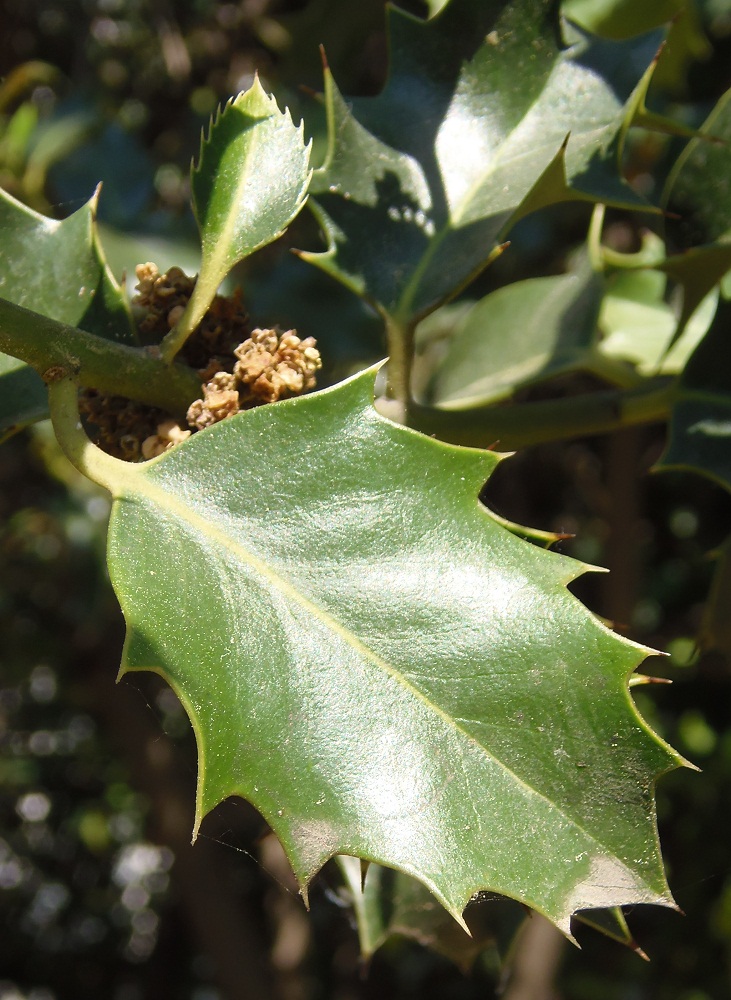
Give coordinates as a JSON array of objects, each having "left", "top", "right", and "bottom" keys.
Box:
[
  {"left": 186, "top": 328, "right": 322, "bottom": 430},
  {"left": 80, "top": 263, "right": 322, "bottom": 460},
  {"left": 79, "top": 392, "right": 191, "bottom": 462},
  {"left": 133, "top": 262, "right": 249, "bottom": 369}
]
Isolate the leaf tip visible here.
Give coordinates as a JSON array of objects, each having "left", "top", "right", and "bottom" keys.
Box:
[{"left": 90, "top": 182, "right": 103, "bottom": 217}]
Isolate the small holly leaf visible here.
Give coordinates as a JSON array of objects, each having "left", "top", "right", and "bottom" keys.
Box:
[
  {"left": 0, "top": 185, "right": 134, "bottom": 439},
  {"left": 598, "top": 268, "right": 717, "bottom": 376},
  {"left": 573, "top": 906, "right": 647, "bottom": 958},
  {"left": 337, "top": 855, "right": 522, "bottom": 971},
  {"left": 60, "top": 368, "right": 683, "bottom": 936},
  {"left": 428, "top": 257, "right": 607, "bottom": 408},
  {"left": 660, "top": 298, "right": 731, "bottom": 492},
  {"left": 165, "top": 79, "right": 311, "bottom": 356},
  {"left": 303, "top": 0, "right": 663, "bottom": 323}
]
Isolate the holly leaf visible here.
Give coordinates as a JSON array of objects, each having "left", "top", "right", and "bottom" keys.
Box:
[
  {"left": 0, "top": 185, "right": 134, "bottom": 439},
  {"left": 598, "top": 268, "right": 717, "bottom": 376},
  {"left": 166, "top": 78, "right": 312, "bottom": 352},
  {"left": 427, "top": 257, "right": 608, "bottom": 408},
  {"left": 337, "top": 855, "right": 522, "bottom": 970},
  {"left": 562, "top": 0, "right": 683, "bottom": 38},
  {"left": 573, "top": 905, "right": 647, "bottom": 957},
  {"left": 303, "top": 0, "right": 663, "bottom": 323},
  {"left": 62, "top": 368, "right": 683, "bottom": 935}
]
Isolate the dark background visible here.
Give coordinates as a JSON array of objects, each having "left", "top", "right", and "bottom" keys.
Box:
[{"left": 2, "top": 1, "right": 731, "bottom": 997}]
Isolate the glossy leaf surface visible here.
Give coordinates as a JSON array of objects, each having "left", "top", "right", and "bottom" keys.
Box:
[
  {"left": 79, "top": 369, "right": 681, "bottom": 934},
  {"left": 304, "top": 0, "right": 662, "bottom": 322},
  {"left": 174, "top": 79, "right": 311, "bottom": 342},
  {"left": 0, "top": 187, "right": 133, "bottom": 437}
]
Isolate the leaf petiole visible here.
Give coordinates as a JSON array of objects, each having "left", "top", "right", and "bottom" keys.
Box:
[{"left": 47, "top": 375, "right": 132, "bottom": 494}]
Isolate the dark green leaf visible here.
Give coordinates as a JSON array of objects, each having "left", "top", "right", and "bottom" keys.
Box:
[
  {"left": 698, "top": 533, "right": 731, "bottom": 656},
  {"left": 0, "top": 185, "right": 134, "bottom": 438},
  {"left": 304, "top": 0, "right": 663, "bottom": 322},
  {"left": 660, "top": 88, "right": 731, "bottom": 338},
  {"left": 660, "top": 299, "right": 731, "bottom": 491},
  {"left": 67, "top": 369, "right": 682, "bottom": 934}
]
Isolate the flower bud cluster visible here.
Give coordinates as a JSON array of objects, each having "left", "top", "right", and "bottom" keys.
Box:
[
  {"left": 186, "top": 328, "right": 322, "bottom": 430},
  {"left": 81, "top": 264, "right": 322, "bottom": 458}
]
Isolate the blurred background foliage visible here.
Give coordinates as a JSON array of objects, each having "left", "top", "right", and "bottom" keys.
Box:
[{"left": 3, "top": 0, "right": 731, "bottom": 998}]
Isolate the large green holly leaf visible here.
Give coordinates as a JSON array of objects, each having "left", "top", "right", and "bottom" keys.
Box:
[
  {"left": 53, "top": 368, "right": 683, "bottom": 934},
  {"left": 162, "top": 78, "right": 311, "bottom": 359},
  {"left": 303, "top": 0, "right": 663, "bottom": 323},
  {"left": 0, "top": 185, "right": 134, "bottom": 439}
]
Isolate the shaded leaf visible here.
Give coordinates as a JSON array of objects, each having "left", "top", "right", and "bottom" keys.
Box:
[
  {"left": 0, "top": 185, "right": 133, "bottom": 438},
  {"left": 661, "top": 87, "right": 731, "bottom": 338},
  {"left": 599, "top": 268, "right": 717, "bottom": 375},
  {"left": 698, "top": 533, "right": 731, "bottom": 656},
  {"left": 304, "top": 0, "right": 663, "bottom": 323},
  {"left": 660, "top": 298, "right": 731, "bottom": 491},
  {"left": 63, "top": 368, "right": 683, "bottom": 934},
  {"left": 573, "top": 905, "right": 647, "bottom": 957},
  {"left": 428, "top": 257, "right": 607, "bottom": 408},
  {"left": 167, "top": 78, "right": 311, "bottom": 352},
  {"left": 337, "top": 855, "right": 523, "bottom": 970},
  {"left": 0, "top": 354, "right": 48, "bottom": 444}
]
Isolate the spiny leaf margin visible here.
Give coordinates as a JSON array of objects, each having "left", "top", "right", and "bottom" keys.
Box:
[
  {"left": 66, "top": 368, "right": 686, "bottom": 936},
  {"left": 162, "top": 78, "right": 312, "bottom": 357}
]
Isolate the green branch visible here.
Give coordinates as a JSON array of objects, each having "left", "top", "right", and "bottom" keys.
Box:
[
  {"left": 0, "top": 296, "right": 677, "bottom": 451},
  {"left": 0, "top": 297, "right": 201, "bottom": 415},
  {"left": 409, "top": 380, "right": 675, "bottom": 451}
]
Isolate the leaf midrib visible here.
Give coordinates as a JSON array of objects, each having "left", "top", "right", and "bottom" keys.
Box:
[
  {"left": 117, "top": 464, "right": 661, "bottom": 889},
  {"left": 198, "top": 96, "right": 275, "bottom": 275},
  {"left": 395, "top": 57, "right": 575, "bottom": 318}
]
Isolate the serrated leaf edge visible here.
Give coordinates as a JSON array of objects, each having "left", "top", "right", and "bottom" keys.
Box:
[{"left": 96, "top": 369, "right": 684, "bottom": 933}]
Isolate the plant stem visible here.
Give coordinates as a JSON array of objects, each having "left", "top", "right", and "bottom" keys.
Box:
[
  {"left": 409, "top": 380, "right": 676, "bottom": 451},
  {"left": 2, "top": 297, "right": 677, "bottom": 452},
  {"left": 0, "top": 297, "right": 201, "bottom": 415},
  {"left": 385, "top": 315, "right": 415, "bottom": 417}
]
